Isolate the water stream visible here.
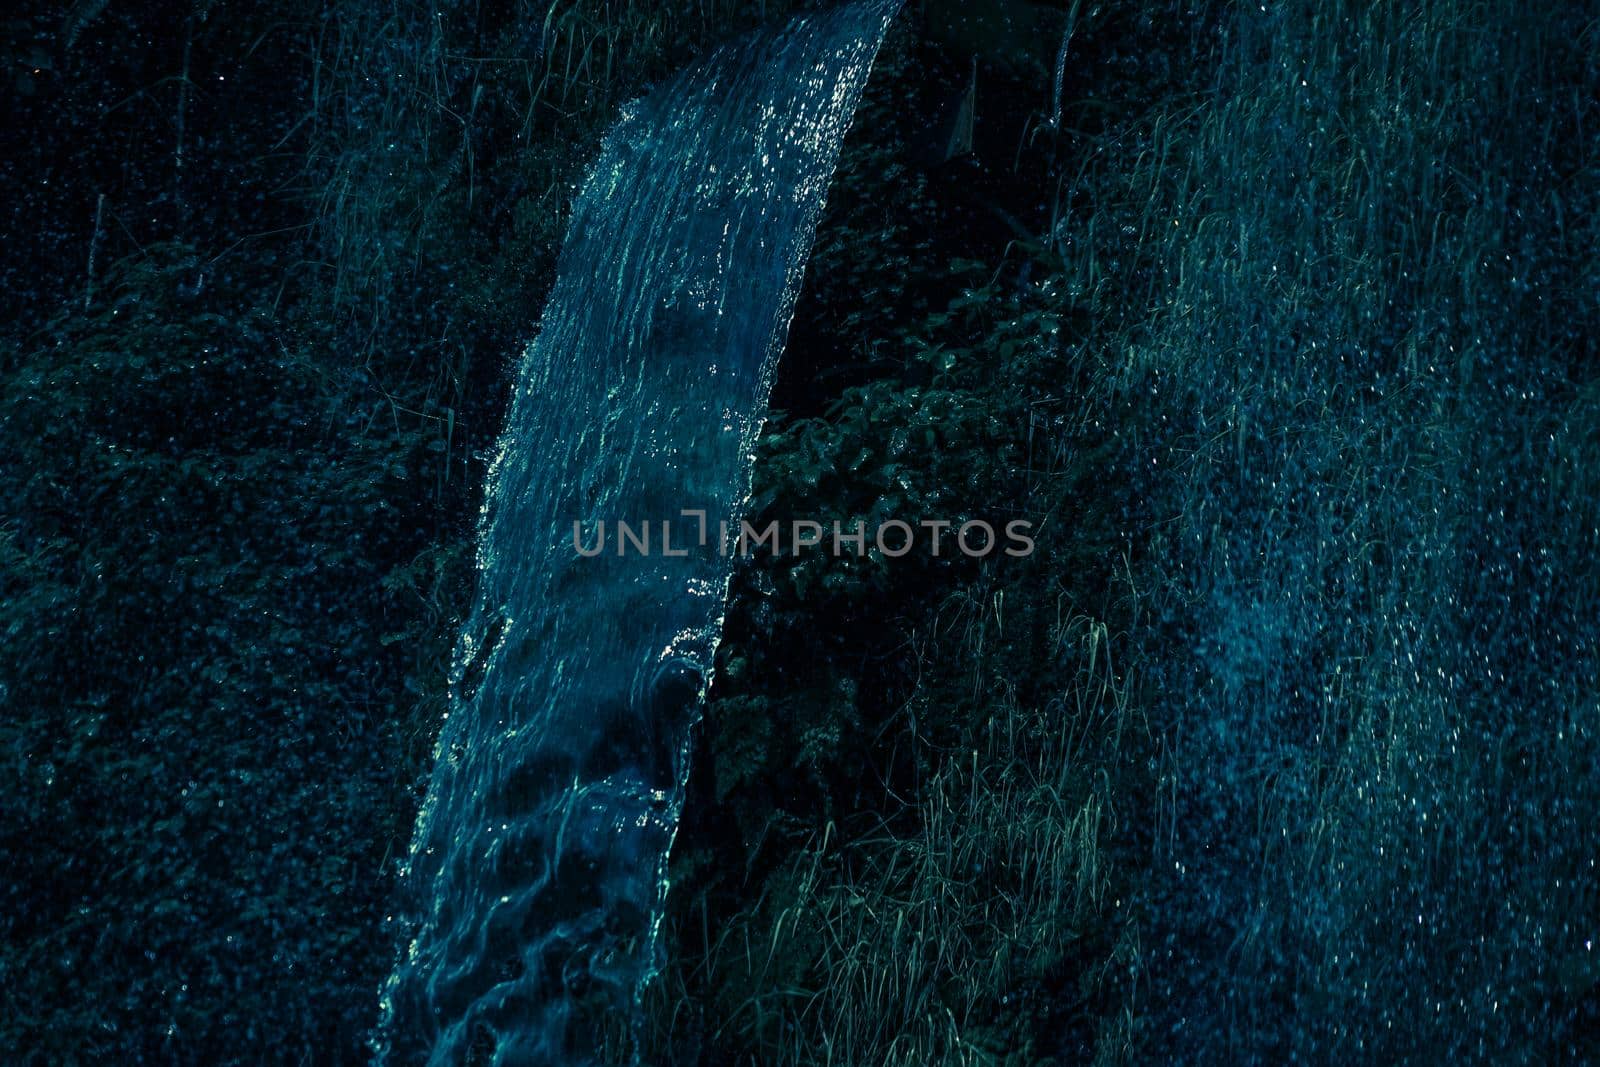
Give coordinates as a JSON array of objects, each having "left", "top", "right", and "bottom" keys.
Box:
[{"left": 379, "top": 4, "right": 899, "bottom": 1062}]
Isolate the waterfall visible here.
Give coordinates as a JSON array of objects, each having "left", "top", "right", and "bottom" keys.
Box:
[{"left": 378, "top": 4, "right": 899, "bottom": 1063}]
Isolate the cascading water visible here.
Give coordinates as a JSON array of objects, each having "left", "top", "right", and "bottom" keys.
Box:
[{"left": 378, "top": 4, "right": 899, "bottom": 1063}]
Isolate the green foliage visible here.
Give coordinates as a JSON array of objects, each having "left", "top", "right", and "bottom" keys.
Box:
[
  {"left": 709, "top": 261, "right": 1105, "bottom": 804},
  {"left": 0, "top": 245, "right": 471, "bottom": 1061},
  {"left": 624, "top": 19, "right": 1164, "bottom": 1064}
]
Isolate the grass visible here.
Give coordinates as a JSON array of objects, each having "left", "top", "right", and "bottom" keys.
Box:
[
  {"left": 647, "top": 601, "right": 1143, "bottom": 1066},
  {"left": 1089, "top": 0, "right": 1600, "bottom": 1058},
  {"left": 645, "top": 0, "right": 1599, "bottom": 1061}
]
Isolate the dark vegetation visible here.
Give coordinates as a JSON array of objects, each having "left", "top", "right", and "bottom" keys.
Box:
[{"left": 2, "top": 0, "right": 1596, "bottom": 1064}]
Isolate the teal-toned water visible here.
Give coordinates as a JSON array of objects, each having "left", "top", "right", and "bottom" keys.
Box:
[{"left": 378, "top": 5, "right": 897, "bottom": 1062}]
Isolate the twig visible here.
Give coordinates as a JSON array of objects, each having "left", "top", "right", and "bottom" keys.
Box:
[{"left": 84, "top": 193, "right": 105, "bottom": 311}]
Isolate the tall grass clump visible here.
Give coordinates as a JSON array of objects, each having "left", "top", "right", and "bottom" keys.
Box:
[
  {"left": 647, "top": 596, "right": 1146, "bottom": 1067},
  {"left": 1098, "top": 0, "right": 1599, "bottom": 1060}
]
